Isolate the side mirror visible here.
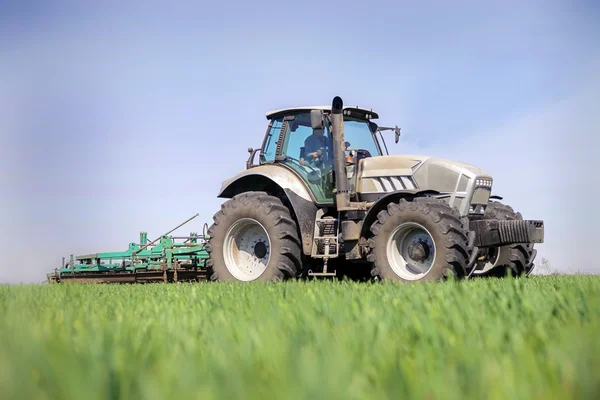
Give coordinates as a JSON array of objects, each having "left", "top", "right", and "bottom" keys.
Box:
[
  {"left": 310, "top": 110, "right": 324, "bottom": 129},
  {"left": 394, "top": 126, "right": 401, "bottom": 143}
]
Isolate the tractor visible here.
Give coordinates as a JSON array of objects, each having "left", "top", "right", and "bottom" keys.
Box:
[{"left": 205, "top": 96, "right": 544, "bottom": 283}]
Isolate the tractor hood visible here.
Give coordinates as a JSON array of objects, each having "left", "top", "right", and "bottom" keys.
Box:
[{"left": 356, "top": 154, "right": 493, "bottom": 216}]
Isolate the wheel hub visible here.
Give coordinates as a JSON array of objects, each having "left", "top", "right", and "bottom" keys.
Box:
[
  {"left": 407, "top": 241, "right": 430, "bottom": 262},
  {"left": 386, "top": 222, "right": 436, "bottom": 280},
  {"left": 254, "top": 241, "right": 267, "bottom": 259},
  {"left": 223, "top": 218, "right": 271, "bottom": 281}
]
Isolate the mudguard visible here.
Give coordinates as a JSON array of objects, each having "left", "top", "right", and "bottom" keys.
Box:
[
  {"left": 359, "top": 189, "right": 441, "bottom": 238},
  {"left": 219, "top": 165, "right": 312, "bottom": 201},
  {"left": 218, "top": 165, "right": 318, "bottom": 256}
]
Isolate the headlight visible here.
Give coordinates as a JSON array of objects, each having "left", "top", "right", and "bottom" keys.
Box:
[{"left": 475, "top": 178, "right": 492, "bottom": 187}]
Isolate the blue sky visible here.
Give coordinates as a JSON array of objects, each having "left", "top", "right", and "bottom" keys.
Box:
[{"left": 1, "top": 0, "right": 598, "bottom": 282}]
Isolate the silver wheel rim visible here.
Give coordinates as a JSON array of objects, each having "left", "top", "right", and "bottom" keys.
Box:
[
  {"left": 386, "top": 222, "right": 436, "bottom": 280},
  {"left": 223, "top": 218, "right": 271, "bottom": 281},
  {"left": 478, "top": 246, "right": 508, "bottom": 274}
]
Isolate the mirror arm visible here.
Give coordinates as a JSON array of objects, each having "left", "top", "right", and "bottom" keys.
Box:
[{"left": 246, "top": 147, "right": 261, "bottom": 169}]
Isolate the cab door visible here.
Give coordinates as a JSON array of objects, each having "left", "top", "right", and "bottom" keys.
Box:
[{"left": 274, "top": 112, "right": 335, "bottom": 205}]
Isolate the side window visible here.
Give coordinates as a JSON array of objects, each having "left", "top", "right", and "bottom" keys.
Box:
[
  {"left": 281, "top": 114, "right": 331, "bottom": 164},
  {"left": 261, "top": 118, "right": 283, "bottom": 163}
]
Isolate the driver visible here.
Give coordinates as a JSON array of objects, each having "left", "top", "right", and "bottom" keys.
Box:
[{"left": 303, "top": 128, "right": 328, "bottom": 166}]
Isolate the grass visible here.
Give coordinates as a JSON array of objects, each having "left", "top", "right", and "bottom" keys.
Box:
[{"left": 0, "top": 276, "right": 599, "bottom": 400}]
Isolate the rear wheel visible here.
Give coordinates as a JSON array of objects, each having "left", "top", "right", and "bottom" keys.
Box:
[
  {"left": 206, "top": 192, "right": 302, "bottom": 282},
  {"left": 367, "top": 197, "right": 471, "bottom": 282},
  {"left": 474, "top": 200, "right": 537, "bottom": 278}
]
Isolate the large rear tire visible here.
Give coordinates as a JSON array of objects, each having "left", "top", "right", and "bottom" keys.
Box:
[
  {"left": 367, "top": 197, "right": 471, "bottom": 282},
  {"left": 205, "top": 192, "right": 302, "bottom": 282},
  {"left": 474, "top": 200, "right": 537, "bottom": 278}
]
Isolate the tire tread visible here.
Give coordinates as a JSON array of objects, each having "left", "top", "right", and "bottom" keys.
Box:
[
  {"left": 206, "top": 191, "right": 302, "bottom": 282},
  {"left": 368, "top": 197, "right": 471, "bottom": 281}
]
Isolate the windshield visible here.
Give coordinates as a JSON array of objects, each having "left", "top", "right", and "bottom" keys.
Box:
[{"left": 342, "top": 117, "right": 383, "bottom": 157}]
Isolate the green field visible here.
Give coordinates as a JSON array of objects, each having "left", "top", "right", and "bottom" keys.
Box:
[{"left": 1, "top": 276, "right": 599, "bottom": 399}]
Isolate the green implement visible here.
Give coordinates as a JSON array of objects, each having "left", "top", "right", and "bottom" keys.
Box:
[{"left": 47, "top": 214, "right": 210, "bottom": 283}]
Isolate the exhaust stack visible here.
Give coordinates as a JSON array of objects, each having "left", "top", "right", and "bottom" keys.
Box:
[{"left": 330, "top": 96, "right": 350, "bottom": 210}]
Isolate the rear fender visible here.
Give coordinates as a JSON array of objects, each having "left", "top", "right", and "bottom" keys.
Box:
[
  {"left": 218, "top": 165, "right": 317, "bottom": 256},
  {"left": 219, "top": 165, "right": 313, "bottom": 201}
]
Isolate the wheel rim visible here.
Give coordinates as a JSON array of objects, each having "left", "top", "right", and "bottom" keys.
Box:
[
  {"left": 478, "top": 246, "right": 508, "bottom": 274},
  {"left": 223, "top": 218, "right": 271, "bottom": 281},
  {"left": 386, "top": 222, "right": 436, "bottom": 280},
  {"left": 525, "top": 264, "right": 535, "bottom": 276}
]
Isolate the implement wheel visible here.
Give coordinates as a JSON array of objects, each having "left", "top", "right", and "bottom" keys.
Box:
[
  {"left": 367, "top": 197, "right": 471, "bottom": 282},
  {"left": 474, "top": 200, "right": 537, "bottom": 278},
  {"left": 205, "top": 191, "right": 302, "bottom": 282}
]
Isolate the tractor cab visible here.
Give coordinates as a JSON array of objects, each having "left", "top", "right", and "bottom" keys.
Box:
[{"left": 250, "top": 105, "right": 386, "bottom": 204}]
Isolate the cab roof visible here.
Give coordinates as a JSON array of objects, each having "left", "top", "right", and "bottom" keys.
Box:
[{"left": 265, "top": 105, "right": 379, "bottom": 120}]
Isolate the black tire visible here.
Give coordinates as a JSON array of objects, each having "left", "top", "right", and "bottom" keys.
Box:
[
  {"left": 475, "top": 200, "right": 537, "bottom": 278},
  {"left": 367, "top": 197, "right": 471, "bottom": 282},
  {"left": 205, "top": 191, "right": 302, "bottom": 282}
]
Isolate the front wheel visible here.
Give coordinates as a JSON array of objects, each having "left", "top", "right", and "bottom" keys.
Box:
[
  {"left": 473, "top": 201, "right": 537, "bottom": 278},
  {"left": 205, "top": 192, "right": 302, "bottom": 282},
  {"left": 367, "top": 197, "right": 471, "bottom": 282}
]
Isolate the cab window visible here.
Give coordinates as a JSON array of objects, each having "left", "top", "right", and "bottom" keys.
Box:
[{"left": 261, "top": 117, "right": 283, "bottom": 163}]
